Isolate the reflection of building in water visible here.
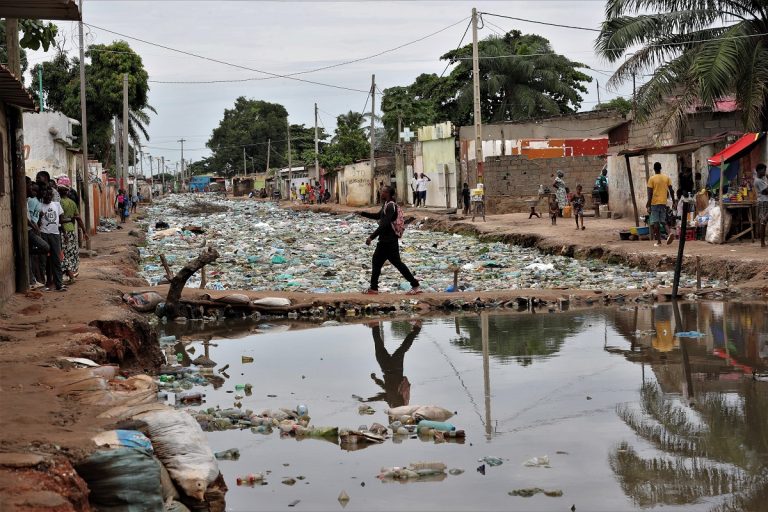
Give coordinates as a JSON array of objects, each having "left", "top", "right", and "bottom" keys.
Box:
[
  {"left": 606, "top": 302, "right": 768, "bottom": 511},
  {"left": 451, "top": 310, "right": 595, "bottom": 365}
]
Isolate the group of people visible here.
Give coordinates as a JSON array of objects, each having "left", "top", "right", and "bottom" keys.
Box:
[
  {"left": 293, "top": 181, "right": 329, "bottom": 204},
  {"left": 26, "top": 171, "right": 88, "bottom": 292},
  {"left": 548, "top": 169, "right": 601, "bottom": 230},
  {"left": 410, "top": 172, "right": 431, "bottom": 207},
  {"left": 114, "top": 189, "right": 140, "bottom": 223}
]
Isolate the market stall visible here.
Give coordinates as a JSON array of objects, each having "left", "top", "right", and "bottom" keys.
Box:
[{"left": 706, "top": 132, "right": 766, "bottom": 243}]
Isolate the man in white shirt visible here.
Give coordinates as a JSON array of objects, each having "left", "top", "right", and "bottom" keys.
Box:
[
  {"left": 417, "top": 173, "right": 431, "bottom": 207},
  {"left": 410, "top": 172, "right": 419, "bottom": 206}
]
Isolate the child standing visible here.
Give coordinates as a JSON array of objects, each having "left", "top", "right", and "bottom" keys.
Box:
[
  {"left": 548, "top": 195, "right": 559, "bottom": 225},
  {"left": 572, "top": 184, "right": 586, "bottom": 230},
  {"left": 39, "top": 187, "right": 67, "bottom": 291}
]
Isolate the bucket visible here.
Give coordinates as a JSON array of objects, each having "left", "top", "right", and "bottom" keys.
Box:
[{"left": 562, "top": 205, "right": 572, "bottom": 218}]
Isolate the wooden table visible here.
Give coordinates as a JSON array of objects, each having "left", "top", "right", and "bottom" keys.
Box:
[{"left": 722, "top": 201, "right": 756, "bottom": 243}]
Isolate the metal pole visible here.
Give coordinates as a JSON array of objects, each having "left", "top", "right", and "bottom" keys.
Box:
[
  {"left": 266, "top": 138, "right": 271, "bottom": 173},
  {"left": 314, "top": 102, "right": 320, "bottom": 183},
  {"left": 243, "top": 146, "right": 247, "bottom": 177},
  {"left": 122, "top": 73, "right": 129, "bottom": 189},
  {"left": 161, "top": 156, "right": 165, "bottom": 194},
  {"left": 78, "top": 0, "right": 92, "bottom": 248},
  {"left": 672, "top": 196, "right": 691, "bottom": 298},
  {"left": 472, "top": 8, "right": 484, "bottom": 184},
  {"left": 148, "top": 154, "right": 153, "bottom": 203},
  {"left": 178, "top": 138, "right": 185, "bottom": 184},
  {"left": 370, "top": 74, "right": 376, "bottom": 204},
  {"left": 38, "top": 66, "right": 45, "bottom": 111}
]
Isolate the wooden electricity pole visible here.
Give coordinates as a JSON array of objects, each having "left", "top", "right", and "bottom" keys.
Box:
[
  {"left": 370, "top": 74, "right": 376, "bottom": 204},
  {"left": 287, "top": 119, "right": 292, "bottom": 196},
  {"left": 78, "top": 0, "right": 92, "bottom": 248},
  {"left": 471, "top": 8, "right": 484, "bottom": 183},
  {"left": 314, "top": 102, "right": 320, "bottom": 183}
]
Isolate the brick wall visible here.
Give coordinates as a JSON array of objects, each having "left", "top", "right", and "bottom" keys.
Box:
[{"left": 482, "top": 155, "right": 605, "bottom": 214}]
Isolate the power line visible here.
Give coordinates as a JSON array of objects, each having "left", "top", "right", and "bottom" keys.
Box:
[
  {"left": 438, "top": 17, "right": 472, "bottom": 79},
  {"left": 480, "top": 11, "right": 600, "bottom": 32},
  {"left": 83, "top": 22, "right": 368, "bottom": 93}
]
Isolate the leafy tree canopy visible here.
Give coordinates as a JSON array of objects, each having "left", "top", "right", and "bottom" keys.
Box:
[
  {"left": 0, "top": 19, "right": 58, "bottom": 78},
  {"left": 380, "top": 30, "right": 591, "bottom": 141},
  {"left": 594, "top": 97, "right": 633, "bottom": 115},
  {"left": 596, "top": 0, "right": 768, "bottom": 130},
  {"left": 29, "top": 41, "right": 155, "bottom": 170},
  {"left": 317, "top": 111, "right": 370, "bottom": 171}
]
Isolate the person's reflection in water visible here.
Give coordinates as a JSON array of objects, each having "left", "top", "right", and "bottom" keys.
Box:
[{"left": 364, "top": 320, "right": 421, "bottom": 408}]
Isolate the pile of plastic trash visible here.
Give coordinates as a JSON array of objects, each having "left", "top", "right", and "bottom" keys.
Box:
[{"left": 137, "top": 195, "right": 714, "bottom": 293}]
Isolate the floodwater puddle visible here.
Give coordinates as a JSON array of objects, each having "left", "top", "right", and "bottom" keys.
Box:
[{"left": 164, "top": 302, "right": 768, "bottom": 511}]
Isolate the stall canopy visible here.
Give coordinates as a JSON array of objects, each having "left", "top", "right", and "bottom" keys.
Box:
[{"left": 707, "top": 132, "right": 765, "bottom": 165}]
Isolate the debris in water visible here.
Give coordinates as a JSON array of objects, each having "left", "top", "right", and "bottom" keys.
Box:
[
  {"left": 509, "top": 488, "right": 563, "bottom": 498},
  {"left": 338, "top": 490, "right": 350, "bottom": 507},
  {"left": 523, "top": 455, "right": 551, "bottom": 468},
  {"left": 478, "top": 456, "right": 503, "bottom": 467}
]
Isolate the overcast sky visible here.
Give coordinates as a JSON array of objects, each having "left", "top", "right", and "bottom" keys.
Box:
[{"left": 27, "top": 0, "right": 636, "bottom": 171}]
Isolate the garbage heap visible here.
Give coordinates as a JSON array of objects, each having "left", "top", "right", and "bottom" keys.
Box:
[{"left": 138, "top": 195, "right": 713, "bottom": 293}]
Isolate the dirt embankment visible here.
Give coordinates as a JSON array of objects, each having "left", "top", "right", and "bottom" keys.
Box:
[{"left": 0, "top": 220, "right": 161, "bottom": 511}]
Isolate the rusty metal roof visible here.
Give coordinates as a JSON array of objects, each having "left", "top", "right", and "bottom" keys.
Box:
[
  {"left": 617, "top": 132, "right": 737, "bottom": 157},
  {"left": 0, "top": 0, "right": 81, "bottom": 21},
  {"left": 0, "top": 65, "right": 37, "bottom": 110}
]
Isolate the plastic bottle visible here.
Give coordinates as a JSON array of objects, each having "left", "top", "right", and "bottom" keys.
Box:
[
  {"left": 417, "top": 420, "right": 456, "bottom": 432},
  {"left": 176, "top": 391, "right": 204, "bottom": 404},
  {"left": 297, "top": 404, "right": 309, "bottom": 417}
]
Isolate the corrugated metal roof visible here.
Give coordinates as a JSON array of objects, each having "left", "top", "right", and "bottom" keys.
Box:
[
  {"left": 0, "top": 0, "right": 81, "bottom": 21},
  {"left": 0, "top": 65, "right": 37, "bottom": 110}
]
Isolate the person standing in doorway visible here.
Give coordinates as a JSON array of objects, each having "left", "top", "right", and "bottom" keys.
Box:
[
  {"left": 754, "top": 163, "right": 768, "bottom": 248},
  {"left": 462, "top": 182, "right": 471, "bottom": 215},
  {"left": 595, "top": 167, "right": 609, "bottom": 205},
  {"left": 410, "top": 172, "right": 419, "bottom": 206},
  {"left": 359, "top": 185, "right": 421, "bottom": 295},
  {"left": 26, "top": 180, "right": 48, "bottom": 288},
  {"left": 646, "top": 161, "right": 676, "bottom": 247},
  {"left": 38, "top": 187, "right": 66, "bottom": 292},
  {"left": 418, "top": 173, "right": 431, "bottom": 207}
]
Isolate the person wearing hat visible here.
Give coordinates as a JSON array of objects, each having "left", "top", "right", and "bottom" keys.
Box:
[
  {"left": 58, "top": 184, "right": 88, "bottom": 281},
  {"left": 552, "top": 170, "right": 569, "bottom": 217}
]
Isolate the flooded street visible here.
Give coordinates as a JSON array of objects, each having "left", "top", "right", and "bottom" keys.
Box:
[{"left": 165, "top": 302, "right": 768, "bottom": 511}]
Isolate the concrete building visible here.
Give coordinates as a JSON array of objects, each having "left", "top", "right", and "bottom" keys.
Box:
[
  {"left": 414, "top": 122, "right": 458, "bottom": 208},
  {"left": 22, "top": 110, "right": 82, "bottom": 181},
  {"left": 606, "top": 100, "right": 748, "bottom": 219},
  {"left": 458, "top": 111, "right": 625, "bottom": 214},
  {"left": 0, "top": 66, "right": 37, "bottom": 301},
  {"left": 337, "top": 156, "right": 395, "bottom": 206}
]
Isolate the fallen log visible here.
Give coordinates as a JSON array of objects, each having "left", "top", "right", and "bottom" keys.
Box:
[{"left": 165, "top": 247, "right": 220, "bottom": 319}]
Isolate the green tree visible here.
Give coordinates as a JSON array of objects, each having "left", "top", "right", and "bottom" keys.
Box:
[
  {"left": 442, "top": 31, "right": 591, "bottom": 125},
  {"left": 0, "top": 19, "right": 58, "bottom": 79},
  {"left": 596, "top": 0, "right": 768, "bottom": 131},
  {"left": 593, "top": 97, "right": 633, "bottom": 115},
  {"left": 29, "top": 51, "right": 78, "bottom": 112},
  {"left": 380, "top": 73, "right": 454, "bottom": 142},
  {"left": 207, "top": 98, "right": 291, "bottom": 176},
  {"left": 318, "top": 111, "right": 370, "bottom": 171}
]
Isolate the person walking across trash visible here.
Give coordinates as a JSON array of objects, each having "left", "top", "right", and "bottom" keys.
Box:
[
  {"left": 359, "top": 185, "right": 422, "bottom": 295},
  {"left": 553, "top": 170, "right": 568, "bottom": 217},
  {"left": 646, "top": 161, "right": 676, "bottom": 247}
]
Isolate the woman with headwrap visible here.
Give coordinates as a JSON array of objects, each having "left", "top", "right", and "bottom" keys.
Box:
[{"left": 552, "top": 170, "right": 569, "bottom": 217}]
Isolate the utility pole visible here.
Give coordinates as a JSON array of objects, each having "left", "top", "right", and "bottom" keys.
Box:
[
  {"left": 471, "top": 7, "right": 484, "bottom": 183},
  {"left": 287, "top": 119, "right": 292, "bottom": 197},
  {"left": 596, "top": 78, "right": 601, "bottom": 106},
  {"left": 243, "top": 146, "right": 247, "bottom": 177},
  {"left": 266, "top": 138, "right": 271, "bottom": 174},
  {"left": 178, "top": 138, "right": 185, "bottom": 185},
  {"left": 148, "top": 153, "right": 153, "bottom": 203},
  {"left": 114, "top": 116, "right": 121, "bottom": 187},
  {"left": 38, "top": 67, "right": 44, "bottom": 111},
  {"left": 78, "top": 0, "right": 92, "bottom": 248},
  {"left": 370, "top": 74, "right": 376, "bottom": 204},
  {"left": 314, "top": 102, "right": 319, "bottom": 183},
  {"left": 161, "top": 156, "right": 165, "bottom": 194},
  {"left": 122, "top": 73, "right": 129, "bottom": 192}
]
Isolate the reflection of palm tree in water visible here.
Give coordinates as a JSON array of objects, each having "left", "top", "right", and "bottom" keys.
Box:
[{"left": 363, "top": 322, "right": 421, "bottom": 408}]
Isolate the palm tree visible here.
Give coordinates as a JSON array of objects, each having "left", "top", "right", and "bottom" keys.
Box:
[
  {"left": 443, "top": 31, "right": 591, "bottom": 124},
  {"left": 596, "top": 0, "right": 768, "bottom": 131}
]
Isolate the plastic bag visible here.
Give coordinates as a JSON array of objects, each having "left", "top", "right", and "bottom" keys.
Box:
[
  {"left": 705, "top": 205, "right": 732, "bottom": 243},
  {"left": 252, "top": 297, "right": 291, "bottom": 307},
  {"left": 413, "top": 406, "right": 454, "bottom": 422},
  {"left": 123, "top": 291, "right": 164, "bottom": 312},
  {"left": 75, "top": 447, "right": 164, "bottom": 511},
  {"left": 92, "top": 430, "right": 153, "bottom": 454},
  {"left": 136, "top": 409, "right": 220, "bottom": 501}
]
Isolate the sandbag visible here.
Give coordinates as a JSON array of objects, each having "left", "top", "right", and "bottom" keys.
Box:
[
  {"left": 75, "top": 447, "right": 164, "bottom": 512},
  {"left": 214, "top": 294, "right": 250, "bottom": 305},
  {"left": 385, "top": 405, "right": 421, "bottom": 417},
  {"left": 92, "top": 430, "right": 153, "bottom": 454},
  {"left": 705, "top": 205, "right": 732, "bottom": 243},
  {"left": 251, "top": 297, "right": 291, "bottom": 307},
  {"left": 98, "top": 402, "right": 169, "bottom": 421},
  {"left": 124, "top": 291, "right": 165, "bottom": 312},
  {"left": 413, "top": 406, "right": 454, "bottom": 422},
  {"left": 136, "top": 409, "right": 220, "bottom": 501}
]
